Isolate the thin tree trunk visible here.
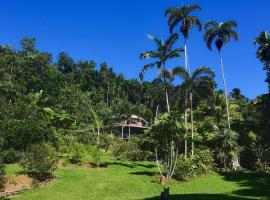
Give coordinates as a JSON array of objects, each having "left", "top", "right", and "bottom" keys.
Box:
[
  {"left": 184, "top": 39, "right": 188, "bottom": 158},
  {"left": 184, "top": 94, "right": 188, "bottom": 158},
  {"left": 218, "top": 51, "right": 231, "bottom": 129},
  {"left": 97, "top": 128, "right": 100, "bottom": 147},
  {"left": 162, "top": 63, "right": 170, "bottom": 113},
  {"left": 107, "top": 82, "right": 110, "bottom": 108},
  {"left": 165, "top": 89, "right": 170, "bottom": 113},
  {"left": 190, "top": 92, "right": 194, "bottom": 156},
  {"left": 155, "top": 104, "right": 159, "bottom": 119}
]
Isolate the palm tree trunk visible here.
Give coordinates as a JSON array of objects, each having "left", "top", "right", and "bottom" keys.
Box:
[
  {"left": 184, "top": 94, "right": 188, "bottom": 158},
  {"left": 97, "top": 128, "right": 100, "bottom": 147},
  {"left": 162, "top": 63, "right": 170, "bottom": 113},
  {"left": 107, "top": 82, "right": 110, "bottom": 108},
  {"left": 165, "top": 89, "right": 170, "bottom": 113},
  {"left": 190, "top": 92, "right": 194, "bottom": 156},
  {"left": 184, "top": 39, "right": 189, "bottom": 158},
  {"left": 218, "top": 51, "right": 231, "bottom": 129}
]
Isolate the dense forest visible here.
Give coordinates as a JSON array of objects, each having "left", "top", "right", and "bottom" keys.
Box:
[{"left": 0, "top": 3, "right": 270, "bottom": 192}]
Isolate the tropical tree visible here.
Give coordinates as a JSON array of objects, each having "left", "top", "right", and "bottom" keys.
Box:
[
  {"left": 140, "top": 33, "right": 182, "bottom": 112},
  {"left": 204, "top": 20, "right": 239, "bottom": 129},
  {"left": 165, "top": 3, "right": 202, "bottom": 157},
  {"left": 215, "top": 129, "right": 240, "bottom": 170},
  {"left": 172, "top": 66, "right": 215, "bottom": 156},
  {"left": 254, "top": 31, "right": 270, "bottom": 90},
  {"left": 165, "top": 3, "right": 202, "bottom": 73}
]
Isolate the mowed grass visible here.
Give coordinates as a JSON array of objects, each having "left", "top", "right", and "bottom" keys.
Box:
[{"left": 7, "top": 159, "right": 270, "bottom": 200}]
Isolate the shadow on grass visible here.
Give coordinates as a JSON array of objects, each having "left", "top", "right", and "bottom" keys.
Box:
[
  {"left": 143, "top": 193, "right": 258, "bottom": 200},
  {"left": 129, "top": 171, "right": 157, "bottom": 176},
  {"left": 219, "top": 171, "right": 270, "bottom": 198},
  {"left": 105, "top": 161, "right": 156, "bottom": 169}
]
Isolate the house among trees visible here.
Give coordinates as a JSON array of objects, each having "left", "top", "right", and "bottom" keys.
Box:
[{"left": 115, "top": 115, "right": 149, "bottom": 139}]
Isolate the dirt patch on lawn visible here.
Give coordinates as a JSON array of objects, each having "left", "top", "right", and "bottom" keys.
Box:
[
  {"left": 4, "top": 175, "right": 33, "bottom": 193},
  {"left": 61, "top": 162, "right": 108, "bottom": 170}
]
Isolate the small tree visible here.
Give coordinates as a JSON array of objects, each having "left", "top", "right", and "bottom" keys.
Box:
[
  {"left": 147, "top": 112, "right": 185, "bottom": 184},
  {"left": 215, "top": 129, "right": 240, "bottom": 170},
  {"left": 20, "top": 143, "right": 58, "bottom": 181}
]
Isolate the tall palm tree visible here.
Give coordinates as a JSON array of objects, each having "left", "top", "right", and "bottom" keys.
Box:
[
  {"left": 165, "top": 4, "right": 202, "bottom": 156},
  {"left": 204, "top": 20, "right": 239, "bottom": 129},
  {"left": 254, "top": 32, "right": 270, "bottom": 90},
  {"left": 254, "top": 31, "right": 270, "bottom": 64},
  {"left": 172, "top": 66, "right": 215, "bottom": 156},
  {"left": 165, "top": 4, "right": 202, "bottom": 73},
  {"left": 140, "top": 33, "right": 183, "bottom": 112}
]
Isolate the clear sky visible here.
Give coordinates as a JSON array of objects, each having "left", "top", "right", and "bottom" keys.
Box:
[{"left": 1, "top": 0, "right": 269, "bottom": 99}]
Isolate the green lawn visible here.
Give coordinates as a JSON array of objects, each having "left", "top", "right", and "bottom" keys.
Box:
[{"left": 7, "top": 159, "right": 270, "bottom": 200}]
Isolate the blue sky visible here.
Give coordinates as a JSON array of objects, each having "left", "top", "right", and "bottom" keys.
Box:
[{"left": 0, "top": 0, "right": 269, "bottom": 99}]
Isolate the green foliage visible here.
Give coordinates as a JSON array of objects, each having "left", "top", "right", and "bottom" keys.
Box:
[
  {"left": 68, "top": 143, "right": 87, "bottom": 164},
  {"left": 174, "top": 148, "right": 214, "bottom": 180},
  {"left": 109, "top": 137, "right": 148, "bottom": 161},
  {"left": 0, "top": 156, "right": 5, "bottom": 191},
  {"left": 146, "top": 112, "right": 185, "bottom": 158},
  {"left": 19, "top": 143, "right": 58, "bottom": 181},
  {"left": 88, "top": 146, "right": 104, "bottom": 167},
  {"left": 2, "top": 148, "right": 21, "bottom": 164},
  {"left": 215, "top": 129, "right": 241, "bottom": 169}
]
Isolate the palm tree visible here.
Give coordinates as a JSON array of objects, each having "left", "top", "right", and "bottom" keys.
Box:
[
  {"left": 140, "top": 33, "right": 183, "bottom": 112},
  {"left": 254, "top": 31, "right": 270, "bottom": 64},
  {"left": 165, "top": 4, "right": 202, "bottom": 73},
  {"left": 172, "top": 66, "right": 215, "bottom": 156},
  {"left": 165, "top": 4, "right": 202, "bottom": 156},
  {"left": 204, "top": 20, "right": 239, "bottom": 129},
  {"left": 254, "top": 31, "right": 270, "bottom": 90}
]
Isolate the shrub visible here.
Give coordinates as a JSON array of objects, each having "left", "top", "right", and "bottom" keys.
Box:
[
  {"left": 88, "top": 146, "right": 104, "bottom": 167},
  {"left": 174, "top": 148, "right": 214, "bottom": 180},
  {"left": 2, "top": 148, "right": 21, "bottom": 164},
  {"left": 109, "top": 137, "right": 145, "bottom": 161},
  {"left": 20, "top": 143, "right": 58, "bottom": 181},
  {"left": 68, "top": 143, "right": 86, "bottom": 164},
  {"left": 0, "top": 157, "right": 5, "bottom": 192},
  {"left": 174, "top": 155, "right": 195, "bottom": 180},
  {"left": 192, "top": 148, "right": 214, "bottom": 174}
]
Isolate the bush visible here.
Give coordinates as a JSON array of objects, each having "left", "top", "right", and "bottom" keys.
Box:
[
  {"left": 19, "top": 143, "right": 58, "bottom": 181},
  {"left": 88, "top": 146, "right": 104, "bottom": 167},
  {"left": 0, "top": 157, "right": 5, "bottom": 192},
  {"left": 174, "top": 155, "right": 195, "bottom": 180},
  {"left": 109, "top": 137, "right": 145, "bottom": 161},
  {"left": 68, "top": 143, "right": 86, "bottom": 164},
  {"left": 2, "top": 148, "right": 21, "bottom": 164},
  {"left": 174, "top": 148, "right": 214, "bottom": 180}
]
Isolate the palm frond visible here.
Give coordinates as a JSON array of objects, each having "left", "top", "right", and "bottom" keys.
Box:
[
  {"left": 172, "top": 66, "right": 190, "bottom": 81},
  {"left": 192, "top": 66, "right": 215, "bottom": 80},
  {"left": 147, "top": 34, "right": 163, "bottom": 48},
  {"left": 187, "top": 4, "right": 202, "bottom": 13},
  {"left": 139, "top": 62, "right": 158, "bottom": 80},
  {"left": 164, "top": 33, "right": 179, "bottom": 51},
  {"left": 204, "top": 21, "right": 219, "bottom": 30},
  {"left": 140, "top": 51, "right": 158, "bottom": 60}
]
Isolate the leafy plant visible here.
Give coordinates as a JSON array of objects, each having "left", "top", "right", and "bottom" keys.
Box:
[{"left": 20, "top": 143, "right": 58, "bottom": 181}]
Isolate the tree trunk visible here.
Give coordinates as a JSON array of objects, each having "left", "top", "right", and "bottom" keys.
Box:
[
  {"left": 162, "top": 63, "right": 170, "bottom": 113},
  {"left": 190, "top": 92, "right": 194, "bottom": 156},
  {"left": 218, "top": 51, "right": 231, "bottom": 129},
  {"left": 184, "top": 39, "right": 189, "bottom": 158},
  {"left": 107, "top": 82, "right": 110, "bottom": 108},
  {"left": 97, "top": 128, "right": 100, "bottom": 147},
  {"left": 155, "top": 104, "right": 159, "bottom": 119},
  {"left": 165, "top": 89, "right": 170, "bottom": 113},
  {"left": 184, "top": 94, "right": 188, "bottom": 158}
]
